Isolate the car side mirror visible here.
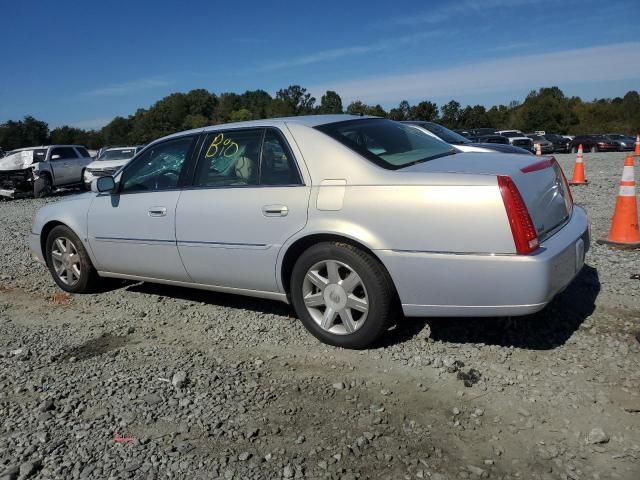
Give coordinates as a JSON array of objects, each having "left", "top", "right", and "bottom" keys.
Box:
[
  {"left": 51, "top": 154, "right": 61, "bottom": 160},
  {"left": 92, "top": 176, "right": 116, "bottom": 193}
]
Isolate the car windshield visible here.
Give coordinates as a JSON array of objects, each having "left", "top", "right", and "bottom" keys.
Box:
[
  {"left": 418, "top": 122, "right": 471, "bottom": 145},
  {"left": 98, "top": 149, "right": 137, "bottom": 161},
  {"left": 529, "top": 135, "right": 544, "bottom": 140},
  {"left": 500, "top": 131, "right": 522, "bottom": 138},
  {"left": 316, "top": 119, "right": 456, "bottom": 170}
]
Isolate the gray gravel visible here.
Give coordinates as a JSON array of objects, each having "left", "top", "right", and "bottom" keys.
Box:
[{"left": 1, "top": 152, "right": 639, "bottom": 479}]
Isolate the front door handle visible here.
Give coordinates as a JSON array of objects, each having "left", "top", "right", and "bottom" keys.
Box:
[
  {"left": 262, "top": 205, "right": 288, "bottom": 217},
  {"left": 148, "top": 207, "right": 167, "bottom": 217}
]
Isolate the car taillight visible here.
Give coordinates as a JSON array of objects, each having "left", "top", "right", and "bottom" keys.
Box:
[{"left": 497, "top": 175, "right": 539, "bottom": 254}]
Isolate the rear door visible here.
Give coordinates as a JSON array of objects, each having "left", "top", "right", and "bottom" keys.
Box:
[
  {"left": 48, "top": 147, "right": 79, "bottom": 185},
  {"left": 87, "top": 134, "right": 198, "bottom": 281},
  {"left": 176, "top": 127, "right": 310, "bottom": 292},
  {"left": 72, "top": 147, "right": 93, "bottom": 181}
]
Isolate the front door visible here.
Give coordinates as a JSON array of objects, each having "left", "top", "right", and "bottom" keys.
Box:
[
  {"left": 176, "top": 128, "right": 310, "bottom": 292},
  {"left": 87, "top": 135, "right": 198, "bottom": 281}
]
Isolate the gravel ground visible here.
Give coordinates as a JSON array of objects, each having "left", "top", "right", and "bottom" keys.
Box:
[{"left": 0, "top": 151, "right": 639, "bottom": 480}]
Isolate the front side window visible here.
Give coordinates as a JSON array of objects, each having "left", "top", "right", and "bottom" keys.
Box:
[
  {"left": 50, "top": 147, "right": 78, "bottom": 160},
  {"left": 120, "top": 136, "right": 195, "bottom": 193},
  {"left": 316, "top": 119, "right": 456, "bottom": 170}
]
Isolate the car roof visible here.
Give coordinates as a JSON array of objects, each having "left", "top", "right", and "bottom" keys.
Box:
[
  {"left": 9, "top": 145, "right": 85, "bottom": 152},
  {"left": 158, "top": 114, "right": 376, "bottom": 143},
  {"left": 104, "top": 146, "right": 138, "bottom": 151}
]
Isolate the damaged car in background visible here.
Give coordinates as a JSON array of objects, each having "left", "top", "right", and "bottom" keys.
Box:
[{"left": 0, "top": 145, "right": 92, "bottom": 198}]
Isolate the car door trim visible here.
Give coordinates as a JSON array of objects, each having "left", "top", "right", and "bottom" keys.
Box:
[
  {"left": 177, "top": 240, "right": 269, "bottom": 249},
  {"left": 96, "top": 271, "right": 288, "bottom": 302},
  {"left": 93, "top": 236, "right": 175, "bottom": 245}
]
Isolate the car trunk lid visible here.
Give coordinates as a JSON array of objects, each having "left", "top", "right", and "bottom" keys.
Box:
[{"left": 399, "top": 153, "right": 573, "bottom": 242}]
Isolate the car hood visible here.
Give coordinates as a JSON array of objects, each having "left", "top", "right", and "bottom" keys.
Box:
[
  {"left": 87, "top": 159, "right": 130, "bottom": 169},
  {"left": 0, "top": 151, "right": 34, "bottom": 171}
]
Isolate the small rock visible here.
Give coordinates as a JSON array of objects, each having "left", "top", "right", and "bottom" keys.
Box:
[
  {"left": 294, "top": 435, "right": 305, "bottom": 444},
  {"left": 238, "top": 452, "right": 251, "bottom": 461},
  {"left": 0, "top": 466, "right": 19, "bottom": 480},
  {"left": 467, "top": 464, "right": 486, "bottom": 476},
  {"left": 39, "top": 399, "right": 54, "bottom": 412},
  {"left": 143, "top": 393, "right": 162, "bottom": 405},
  {"left": 283, "top": 465, "right": 294, "bottom": 478},
  {"left": 19, "top": 460, "right": 41, "bottom": 479},
  {"left": 332, "top": 382, "right": 345, "bottom": 390},
  {"left": 172, "top": 371, "right": 187, "bottom": 388},
  {"left": 587, "top": 427, "right": 610, "bottom": 444},
  {"left": 380, "top": 389, "right": 392, "bottom": 396}
]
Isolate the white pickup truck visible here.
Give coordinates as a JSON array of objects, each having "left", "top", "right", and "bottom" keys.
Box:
[{"left": 0, "top": 145, "right": 92, "bottom": 198}]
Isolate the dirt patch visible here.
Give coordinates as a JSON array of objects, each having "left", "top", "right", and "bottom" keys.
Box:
[
  {"left": 47, "top": 292, "right": 72, "bottom": 306},
  {"left": 59, "top": 333, "right": 130, "bottom": 361}
]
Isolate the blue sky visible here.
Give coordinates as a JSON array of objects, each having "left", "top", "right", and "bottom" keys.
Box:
[{"left": 1, "top": 0, "right": 639, "bottom": 129}]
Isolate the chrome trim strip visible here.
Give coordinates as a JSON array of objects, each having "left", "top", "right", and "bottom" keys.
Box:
[
  {"left": 177, "top": 240, "right": 268, "bottom": 248},
  {"left": 96, "top": 271, "right": 289, "bottom": 303},
  {"left": 93, "top": 236, "right": 175, "bottom": 244},
  {"left": 388, "top": 249, "right": 516, "bottom": 256}
]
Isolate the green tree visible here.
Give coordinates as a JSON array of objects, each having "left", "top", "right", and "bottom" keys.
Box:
[
  {"left": 388, "top": 100, "right": 411, "bottom": 121},
  {"left": 318, "top": 91, "right": 343, "bottom": 114},
  {"left": 275, "top": 85, "right": 315, "bottom": 115},
  {"left": 408, "top": 101, "right": 438, "bottom": 121},
  {"left": 229, "top": 108, "right": 253, "bottom": 122},
  {"left": 440, "top": 100, "right": 462, "bottom": 128}
]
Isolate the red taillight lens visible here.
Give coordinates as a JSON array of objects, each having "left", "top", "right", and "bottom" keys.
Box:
[{"left": 497, "top": 175, "right": 539, "bottom": 254}]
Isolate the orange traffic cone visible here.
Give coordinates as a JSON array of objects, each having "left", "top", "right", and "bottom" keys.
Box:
[
  {"left": 570, "top": 144, "right": 588, "bottom": 185},
  {"left": 599, "top": 155, "right": 640, "bottom": 248},
  {"left": 535, "top": 143, "right": 541, "bottom": 156},
  {"left": 635, "top": 134, "right": 640, "bottom": 156}
]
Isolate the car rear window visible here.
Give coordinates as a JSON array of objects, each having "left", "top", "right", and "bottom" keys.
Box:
[{"left": 315, "top": 119, "right": 456, "bottom": 170}]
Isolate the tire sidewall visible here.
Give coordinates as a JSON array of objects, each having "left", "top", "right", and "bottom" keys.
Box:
[
  {"left": 34, "top": 173, "right": 52, "bottom": 198},
  {"left": 290, "top": 243, "right": 391, "bottom": 349},
  {"left": 45, "top": 225, "right": 93, "bottom": 293}
]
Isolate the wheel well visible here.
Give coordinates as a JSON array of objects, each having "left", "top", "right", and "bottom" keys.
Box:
[
  {"left": 280, "top": 233, "right": 394, "bottom": 295},
  {"left": 40, "top": 221, "right": 65, "bottom": 262}
]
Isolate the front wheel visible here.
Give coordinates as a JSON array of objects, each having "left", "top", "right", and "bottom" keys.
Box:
[
  {"left": 46, "top": 225, "right": 99, "bottom": 293},
  {"left": 290, "top": 242, "right": 395, "bottom": 349},
  {"left": 34, "top": 173, "right": 52, "bottom": 198}
]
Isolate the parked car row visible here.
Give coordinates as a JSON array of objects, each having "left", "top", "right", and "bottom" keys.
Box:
[{"left": 454, "top": 129, "right": 636, "bottom": 153}]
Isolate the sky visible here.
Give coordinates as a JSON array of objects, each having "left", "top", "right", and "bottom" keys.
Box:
[{"left": 1, "top": 0, "right": 639, "bottom": 130}]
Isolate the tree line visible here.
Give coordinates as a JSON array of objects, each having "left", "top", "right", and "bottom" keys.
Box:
[{"left": 1, "top": 86, "right": 639, "bottom": 151}]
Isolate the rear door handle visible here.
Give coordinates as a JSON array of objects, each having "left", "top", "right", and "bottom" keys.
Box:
[
  {"left": 262, "top": 205, "right": 288, "bottom": 217},
  {"left": 148, "top": 207, "right": 167, "bottom": 217}
]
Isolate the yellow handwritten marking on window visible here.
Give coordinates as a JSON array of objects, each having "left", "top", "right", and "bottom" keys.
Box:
[{"left": 205, "top": 133, "right": 240, "bottom": 159}]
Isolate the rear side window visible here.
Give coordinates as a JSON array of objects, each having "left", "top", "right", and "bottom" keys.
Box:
[
  {"left": 194, "top": 129, "right": 264, "bottom": 187},
  {"left": 50, "top": 147, "right": 78, "bottom": 160},
  {"left": 75, "top": 147, "right": 90, "bottom": 157},
  {"left": 316, "top": 118, "right": 455, "bottom": 170},
  {"left": 261, "top": 129, "right": 302, "bottom": 185}
]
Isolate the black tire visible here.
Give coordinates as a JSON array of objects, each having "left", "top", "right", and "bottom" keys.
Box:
[
  {"left": 34, "top": 173, "right": 52, "bottom": 198},
  {"left": 590, "top": 145, "right": 598, "bottom": 153},
  {"left": 570, "top": 146, "right": 577, "bottom": 154},
  {"left": 290, "top": 242, "right": 396, "bottom": 349},
  {"left": 45, "top": 225, "right": 99, "bottom": 293}
]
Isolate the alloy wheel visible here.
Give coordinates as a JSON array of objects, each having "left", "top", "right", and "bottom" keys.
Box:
[
  {"left": 302, "top": 260, "right": 369, "bottom": 335},
  {"left": 50, "top": 237, "right": 82, "bottom": 286}
]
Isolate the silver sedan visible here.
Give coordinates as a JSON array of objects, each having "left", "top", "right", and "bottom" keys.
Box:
[{"left": 30, "top": 115, "right": 589, "bottom": 348}]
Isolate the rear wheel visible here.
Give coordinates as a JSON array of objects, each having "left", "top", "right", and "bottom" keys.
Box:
[
  {"left": 34, "top": 173, "right": 52, "bottom": 198},
  {"left": 290, "top": 242, "right": 395, "bottom": 349},
  {"left": 590, "top": 145, "right": 598, "bottom": 153},
  {"left": 46, "top": 225, "right": 99, "bottom": 293}
]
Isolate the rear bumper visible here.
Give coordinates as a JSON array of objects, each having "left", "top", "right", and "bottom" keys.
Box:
[{"left": 378, "top": 206, "right": 589, "bottom": 317}]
